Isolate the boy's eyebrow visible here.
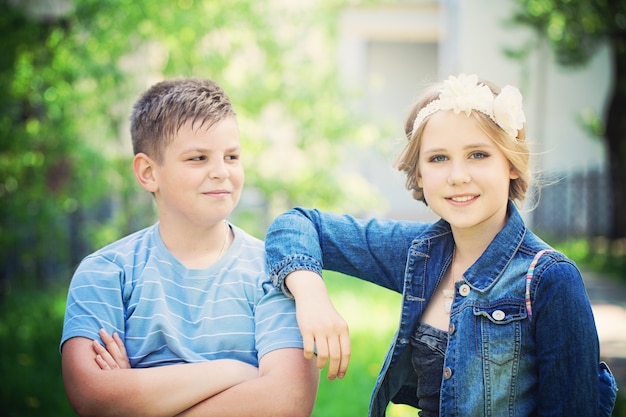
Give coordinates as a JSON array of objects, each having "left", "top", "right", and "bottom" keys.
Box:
[
  {"left": 178, "top": 147, "right": 207, "bottom": 155},
  {"left": 179, "top": 145, "right": 241, "bottom": 154}
]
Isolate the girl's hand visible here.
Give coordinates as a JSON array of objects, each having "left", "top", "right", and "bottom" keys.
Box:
[
  {"left": 93, "top": 328, "right": 131, "bottom": 370},
  {"left": 286, "top": 271, "right": 351, "bottom": 380}
]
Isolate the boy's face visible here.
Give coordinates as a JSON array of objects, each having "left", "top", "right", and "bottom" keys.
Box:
[{"left": 150, "top": 116, "right": 244, "bottom": 229}]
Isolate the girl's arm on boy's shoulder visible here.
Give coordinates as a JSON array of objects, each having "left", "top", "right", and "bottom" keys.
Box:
[
  {"left": 265, "top": 207, "right": 421, "bottom": 380},
  {"left": 62, "top": 335, "right": 258, "bottom": 417},
  {"left": 266, "top": 207, "right": 417, "bottom": 294},
  {"left": 285, "top": 270, "right": 351, "bottom": 380}
]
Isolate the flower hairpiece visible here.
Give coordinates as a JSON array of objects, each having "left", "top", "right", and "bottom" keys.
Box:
[{"left": 412, "top": 74, "right": 526, "bottom": 139}]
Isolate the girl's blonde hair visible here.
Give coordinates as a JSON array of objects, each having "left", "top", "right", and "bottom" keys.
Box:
[{"left": 394, "top": 79, "right": 531, "bottom": 205}]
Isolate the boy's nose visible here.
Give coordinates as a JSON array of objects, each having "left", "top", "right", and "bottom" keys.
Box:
[{"left": 209, "top": 160, "right": 229, "bottom": 179}]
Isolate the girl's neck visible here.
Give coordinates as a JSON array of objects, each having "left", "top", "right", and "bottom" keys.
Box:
[
  {"left": 451, "top": 228, "right": 498, "bottom": 267},
  {"left": 450, "top": 210, "right": 509, "bottom": 264}
]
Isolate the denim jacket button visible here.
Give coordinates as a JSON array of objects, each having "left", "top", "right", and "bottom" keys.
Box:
[
  {"left": 459, "top": 284, "right": 471, "bottom": 297},
  {"left": 443, "top": 367, "right": 453, "bottom": 379},
  {"left": 448, "top": 323, "right": 455, "bottom": 334},
  {"left": 492, "top": 310, "right": 506, "bottom": 321}
]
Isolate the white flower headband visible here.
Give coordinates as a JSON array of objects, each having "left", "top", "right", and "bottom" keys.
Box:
[{"left": 412, "top": 73, "right": 526, "bottom": 139}]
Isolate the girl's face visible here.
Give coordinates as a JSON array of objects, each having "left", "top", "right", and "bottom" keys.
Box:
[{"left": 417, "top": 110, "right": 518, "bottom": 236}]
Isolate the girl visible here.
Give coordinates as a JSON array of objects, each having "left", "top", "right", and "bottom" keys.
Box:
[{"left": 264, "top": 74, "right": 616, "bottom": 416}]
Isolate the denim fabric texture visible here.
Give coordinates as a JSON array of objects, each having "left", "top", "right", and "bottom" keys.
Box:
[{"left": 266, "top": 201, "right": 605, "bottom": 417}]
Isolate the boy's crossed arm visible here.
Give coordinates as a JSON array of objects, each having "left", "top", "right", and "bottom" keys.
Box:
[{"left": 62, "top": 329, "right": 318, "bottom": 417}]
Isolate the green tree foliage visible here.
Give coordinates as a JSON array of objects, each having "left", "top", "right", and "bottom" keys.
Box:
[
  {"left": 0, "top": 0, "right": 382, "bottom": 289},
  {"left": 514, "top": 0, "right": 617, "bottom": 65},
  {"left": 512, "top": 0, "right": 626, "bottom": 241}
]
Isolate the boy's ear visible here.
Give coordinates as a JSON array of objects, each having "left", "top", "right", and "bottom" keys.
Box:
[{"left": 133, "top": 153, "right": 158, "bottom": 193}]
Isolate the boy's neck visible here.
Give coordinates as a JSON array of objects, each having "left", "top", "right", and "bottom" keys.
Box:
[{"left": 159, "top": 220, "right": 232, "bottom": 269}]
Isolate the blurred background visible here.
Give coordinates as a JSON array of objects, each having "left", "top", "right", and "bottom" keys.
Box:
[{"left": 1, "top": 0, "right": 625, "bottom": 415}]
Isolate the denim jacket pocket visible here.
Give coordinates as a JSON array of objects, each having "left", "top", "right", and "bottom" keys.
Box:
[{"left": 473, "top": 301, "right": 527, "bottom": 366}]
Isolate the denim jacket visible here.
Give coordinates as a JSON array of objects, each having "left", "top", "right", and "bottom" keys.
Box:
[{"left": 266, "top": 202, "right": 604, "bottom": 417}]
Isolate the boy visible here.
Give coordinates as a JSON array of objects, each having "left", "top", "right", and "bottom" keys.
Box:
[{"left": 60, "top": 78, "right": 319, "bottom": 417}]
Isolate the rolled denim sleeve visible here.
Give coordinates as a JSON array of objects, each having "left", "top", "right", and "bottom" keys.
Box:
[{"left": 265, "top": 209, "right": 326, "bottom": 294}]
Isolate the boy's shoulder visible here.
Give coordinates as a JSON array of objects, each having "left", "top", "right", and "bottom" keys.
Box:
[
  {"left": 230, "top": 224, "right": 264, "bottom": 258},
  {"left": 233, "top": 224, "right": 263, "bottom": 245},
  {"left": 83, "top": 224, "right": 159, "bottom": 265}
]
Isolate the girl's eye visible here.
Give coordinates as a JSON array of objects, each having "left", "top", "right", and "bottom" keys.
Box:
[
  {"left": 429, "top": 155, "right": 447, "bottom": 163},
  {"left": 189, "top": 155, "right": 206, "bottom": 161},
  {"left": 225, "top": 154, "right": 240, "bottom": 161},
  {"left": 470, "top": 152, "right": 488, "bottom": 159}
]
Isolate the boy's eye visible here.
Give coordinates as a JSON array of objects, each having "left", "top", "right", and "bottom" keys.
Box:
[
  {"left": 189, "top": 155, "right": 206, "bottom": 161},
  {"left": 225, "top": 154, "right": 240, "bottom": 161}
]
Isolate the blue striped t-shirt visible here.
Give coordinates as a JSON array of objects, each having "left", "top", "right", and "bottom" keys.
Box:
[{"left": 60, "top": 222, "right": 303, "bottom": 368}]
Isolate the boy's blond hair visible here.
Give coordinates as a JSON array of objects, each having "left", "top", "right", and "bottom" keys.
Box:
[{"left": 130, "top": 78, "right": 235, "bottom": 164}]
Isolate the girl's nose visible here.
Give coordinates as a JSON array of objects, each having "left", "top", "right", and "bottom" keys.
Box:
[{"left": 447, "top": 162, "right": 471, "bottom": 186}]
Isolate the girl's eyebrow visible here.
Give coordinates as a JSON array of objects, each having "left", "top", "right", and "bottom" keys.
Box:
[
  {"left": 421, "top": 141, "right": 495, "bottom": 154},
  {"left": 421, "top": 146, "right": 446, "bottom": 154}
]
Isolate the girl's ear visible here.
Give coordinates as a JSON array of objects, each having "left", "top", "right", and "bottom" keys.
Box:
[
  {"left": 133, "top": 153, "right": 158, "bottom": 193},
  {"left": 416, "top": 170, "right": 423, "bottom": 188},
  {"left": 509, "top": 164, "right": 520, "bottom": 180}
]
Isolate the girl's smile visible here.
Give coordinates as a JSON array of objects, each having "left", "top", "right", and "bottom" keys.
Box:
[{"left": 446, "top": 194, "right": 479, "bottom": 204}]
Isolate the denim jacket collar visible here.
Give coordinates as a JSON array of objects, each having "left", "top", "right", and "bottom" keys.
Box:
[
  {"left": 411, "top": 202, "right": 527, "bottom": 293},
  {"left": 464, "top": 204, "right": 526, "bottom": 292}
]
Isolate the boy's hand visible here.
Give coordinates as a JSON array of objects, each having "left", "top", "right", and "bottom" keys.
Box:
[
  {"left": 93, "top": 328, "right": 131, "bottom": 370},
  {"left": 285, "top": 271, "right": 351, "bottom": 380}
]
